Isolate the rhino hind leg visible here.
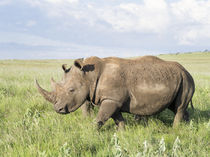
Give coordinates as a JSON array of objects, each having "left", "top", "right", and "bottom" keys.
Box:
[
  {"left": 173, "top": 111, "right": 183, "bottom": 127},
  {"left": 171, "top": 77, "right": 194, "bottom": 127},
  {"left": 173, "top": 110, "right": 190, "bottom": 126},
  {"left": 96, "top": 99, "right": 122, "bottom": 130},
  {"left": 172, "top": 93, "right": 192, "bottom": 128},
  {"left": 183, "top": 110, "right": 189, "bottom": 121}
]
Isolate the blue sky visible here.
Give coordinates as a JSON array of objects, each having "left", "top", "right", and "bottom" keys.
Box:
[{"left": 0, "top": 0, "right": 210, "bottom": 59}]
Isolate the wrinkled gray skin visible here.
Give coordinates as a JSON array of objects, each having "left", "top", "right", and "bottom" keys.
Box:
[{"left": 36, "top": 56, "right": 195, "bottom": 129}]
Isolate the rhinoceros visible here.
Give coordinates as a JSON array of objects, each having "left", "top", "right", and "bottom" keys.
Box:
[{"left": 36, "top": 56, "right": 195, "bottom": 129}]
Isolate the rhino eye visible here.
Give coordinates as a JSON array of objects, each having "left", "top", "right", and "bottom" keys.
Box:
[{"left": 69, "top": 88, "right": 75, "bottom": 92}]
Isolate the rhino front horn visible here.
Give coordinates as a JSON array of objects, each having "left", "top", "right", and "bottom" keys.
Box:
[
  {"left": 51, "top": 77, "right": 58, "bottom": 90},
  {"left": 35, "top": 79, "right": 55, "bottom": 103}
]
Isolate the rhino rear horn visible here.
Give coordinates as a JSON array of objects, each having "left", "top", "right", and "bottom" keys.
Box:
[
  {"left": 35, "top": 79, "right": 56, "bottom": 103},
  {"left": 62, "top": 64, "right": 71, "bottom": 73}
]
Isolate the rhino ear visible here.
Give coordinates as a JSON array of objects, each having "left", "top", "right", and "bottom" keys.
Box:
[
  {"left": 74, "top": 58, "right": 84, "bottom": 70},
  {"left": 62, "top": 64, "right": 71, "bottom": 73}
]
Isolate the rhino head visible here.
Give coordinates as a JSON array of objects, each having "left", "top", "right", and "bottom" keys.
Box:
[{"left": 36, "top": 58, "right": 92, "bottom": 114}]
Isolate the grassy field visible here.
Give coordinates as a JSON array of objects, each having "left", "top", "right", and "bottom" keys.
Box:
[{"left": 0, "top": 52, "right": 209, "bottom": 156}]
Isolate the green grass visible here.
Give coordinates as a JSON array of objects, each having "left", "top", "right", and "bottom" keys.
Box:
[{"left": 0, "top": 52, "right": 209, "bottom": 156}]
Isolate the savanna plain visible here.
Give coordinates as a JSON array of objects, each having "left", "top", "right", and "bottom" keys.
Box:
[{"left": 0, "top": 53, "right": 209, "bottom": 156}]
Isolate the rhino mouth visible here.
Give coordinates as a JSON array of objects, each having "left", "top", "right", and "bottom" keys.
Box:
[{"left": 56, "top": 105, "right": 70, "bottom": 114}]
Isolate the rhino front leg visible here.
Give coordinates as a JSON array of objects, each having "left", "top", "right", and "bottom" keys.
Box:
[
  {"left": 81, "top": 101, "right": 93, "bottom": 117},
  {"left": 96, "top": 99, "right": 120, "bottom": 130},
  {"left": 111, "top": 112, "right": 125, "bottom": 130}
]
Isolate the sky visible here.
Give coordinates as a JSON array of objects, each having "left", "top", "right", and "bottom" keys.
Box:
[{"left": 0, "top": 0, "right": 210, "bottom": 59}]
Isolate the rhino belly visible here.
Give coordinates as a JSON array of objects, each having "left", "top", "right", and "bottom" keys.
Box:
[{"left": 128, "top": 83, "right": 177, "bottom": 115}]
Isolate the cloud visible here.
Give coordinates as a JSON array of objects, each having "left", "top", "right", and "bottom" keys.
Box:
[
  {"left": 23, "top": 0, "right": 81, "bottom": 18},
  {"left": 26, "top": 20, "right": 37, "bottom": 27},
  {"left": 44, "top": 0, "right": 78, "bottom": 4},
  {"left": 171, "top": 0, "right": 210, "bottom": 24},
  {"left": 97, "top": 0, "right": 170, "bottom": 33},
  {"left": 24, "top": 0, "right": 78, "bottom": 6},
  {"left": 0, "top": 0, "right": 11, "bottom": 6},
  {"left": 24, "top": 0, "right": 170, "bottom": 33},
  {"left": 22, "top": 0, "right": 210, "bottom": 40},
  {"left": 1, "top": 0, "right": 210, "bottom": 59},
  {"left": 171, "top": 0, "right": 210, "bottom": 45}
]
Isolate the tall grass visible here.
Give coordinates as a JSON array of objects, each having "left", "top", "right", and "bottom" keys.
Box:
[{"left": 0, "top": 53, "right": 209, "bottom": 156}]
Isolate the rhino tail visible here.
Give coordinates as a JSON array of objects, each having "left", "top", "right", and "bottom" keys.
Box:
[{"left": 190, "top": 99, "right": 194, "bottom": 111}]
